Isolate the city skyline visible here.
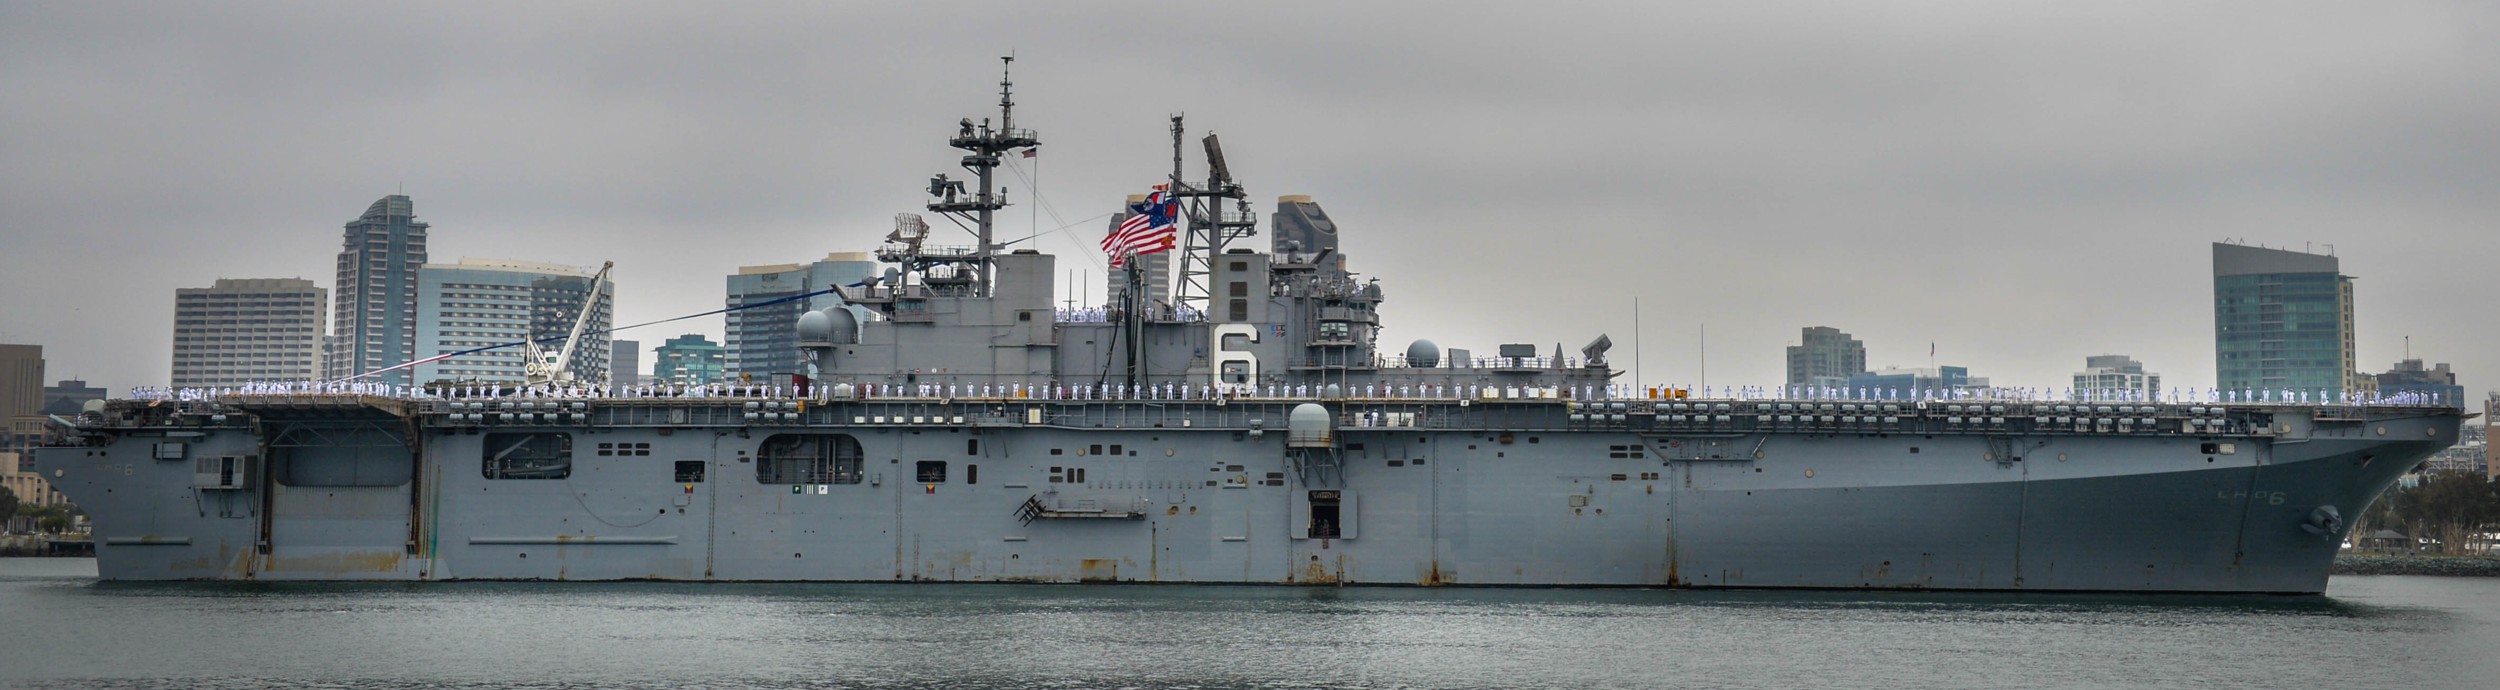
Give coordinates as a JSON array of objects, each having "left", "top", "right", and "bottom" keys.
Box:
[{"left": 2, "top": 3, "right": 2495, "bottom": 399}]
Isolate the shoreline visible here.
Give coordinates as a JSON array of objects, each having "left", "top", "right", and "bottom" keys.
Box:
[{"left": 2333, "top": 554, "right": 2500, "bottom": 577}]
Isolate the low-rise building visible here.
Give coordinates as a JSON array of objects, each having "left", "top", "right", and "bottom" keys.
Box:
[
  {"left": 2072, "top": 354, "right": 2162, "bottom": 401},
  {"left": 653, "top": 334, "right": 725, "bottom": 386},
  {"left": 41, "top": 379, "right": 106, "bottom": 416},
  {"left": 1848, "top": 366, "right": 1981, "bottom": 397},
  {"left": 2377, "top": 359, "right": 2464, "bottom": 408},
  {"left": 2, "top": 451, "right": 67, "bottom": 509}
]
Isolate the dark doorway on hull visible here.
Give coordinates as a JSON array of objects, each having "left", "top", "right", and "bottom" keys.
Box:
[{"left": 1309, "top": 490, "right": 1342, "bottom": 539}]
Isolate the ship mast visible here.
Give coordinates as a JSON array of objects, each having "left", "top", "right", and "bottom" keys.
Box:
[
  {"left": 1165, "top": 115, "right": 1254, "bottom": 316},
  {"left": 923, "top": 56, "right": 1038, "bottom": 296}
]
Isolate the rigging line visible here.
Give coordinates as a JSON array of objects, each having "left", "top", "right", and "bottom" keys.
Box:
[
  {"left": 1000, "top": 157, "right": 1109, "bottom": 306},
  {"left": 1000, "top": 157, "right": 1106, "bottom": 272},
  {"left": 998, "top": 212, "right": 1115, "bottom": 254},
  {"left": 1001, "top": 156, "right": 1076, "bottom": 233},
  {"left": 933, "top": 210, "right": 981, "bottom": 242},
  {"left": 327, "top": 286, "right": 848, "bottom": 384}
]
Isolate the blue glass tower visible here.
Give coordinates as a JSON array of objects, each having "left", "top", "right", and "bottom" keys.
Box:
[
  {"left": 724, "top": 252, "right": 876, "bottom": 379},
  {"left": 328, "top": 195, "right": 429, "bottom": 385},
  {"left": 2212, "top": 243, "right": 2360, "bottom": 395}
]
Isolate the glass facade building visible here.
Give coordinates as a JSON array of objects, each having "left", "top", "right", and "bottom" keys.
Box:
[
  {"left": 654, "top": 334, "right": 725, "bottom": 386},
  {"left": 724, "top": 253, "right": 876, "bottom": 379},
  {"left": 328, "top": 195, "right": 429, "bottom": 385},
  {"left": 415, "top": 259, "right": 613, "bottom": 384},
  {"left": 610, "top": 339, "right": 641, "bottom": 387},
  {"left": 1785, "top": 326, "right": 1867, "bottom": 388},
  {"left": 2212, "top": 243, "right": 2360, "bottom": 394}
]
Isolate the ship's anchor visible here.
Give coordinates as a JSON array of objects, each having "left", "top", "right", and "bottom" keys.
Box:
[{"left": 2299, "top": 505, "right": 2342, "bottom": 539}]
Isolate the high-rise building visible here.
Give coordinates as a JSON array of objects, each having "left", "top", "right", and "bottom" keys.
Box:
[
  {"left": 2375, "top": 359, "right": 2463, "bottom": 407},
  {"left": 41, "top": 379, "right": 107, "bottom": 416},
  {"left": 1, "top": 344, "right": 42, "bottom": 455},
  {"left": 0, "top": 344, "right": 39, "bottom": 425},
  {"left": 2072, "top": 354, "right": 2162, "bottom": 400},
  {"left": 725, "top": 253, "right": 876, "bottom": 379},
  {"left": 610, "top": 340, "right": 641, "bottom": 387},
  {"left": 328, "top": 195, "right": 430, "bottom": 385},
  {"left": 653, "top": 334, "right": 724, "bottom": 386},
  {"left": 171, "top": 278, "right": 328, "bottom": 387},
  {"left": 2212, "top": 243, "right": 2364, "bottom": 395},
  {"left": 415, "top": 258, "right": 613, "bottom": 384},
  {"left": 1785, "top": 326, "right": 1867, "bottom": 388},
  {"left": 2470, "top": 395, "right": 2490, "bottom": 482}
]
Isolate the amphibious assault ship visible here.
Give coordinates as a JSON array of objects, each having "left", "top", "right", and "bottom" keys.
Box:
[{"left": 33, "top": 65, "right": 2462, "bottom": 593}]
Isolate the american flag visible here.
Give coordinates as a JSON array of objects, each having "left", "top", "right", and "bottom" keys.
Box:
[{"left": 1102, "top": 184, "right": 1177, "bottom": 268}]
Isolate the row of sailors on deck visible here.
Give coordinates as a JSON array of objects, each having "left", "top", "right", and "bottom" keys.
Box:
[
  {"left": 1052, "top": 304, "right": 1206, "bottom": 323},
  {"left": 1764, "top": 385, "right": 2436, "bottom": 406},
  {"left": 122, "top": 380, "right": 2443, "bottom": 407}
]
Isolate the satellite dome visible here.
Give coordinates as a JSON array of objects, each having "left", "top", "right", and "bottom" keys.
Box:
[{"left": 1406, "top": 339, "right": 1440, "bottom": 368}]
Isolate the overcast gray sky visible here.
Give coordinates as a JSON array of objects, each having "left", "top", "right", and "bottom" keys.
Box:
[{"left": 2, "top": 1, "right": 2494, "bottom": 399}]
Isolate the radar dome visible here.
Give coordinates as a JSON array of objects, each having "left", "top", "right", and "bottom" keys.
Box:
[
  {"left": 797, "top": 307, "right": 859, "bottom": 347},
  {"left": 1406, "top": 339, "right": 1441, "bottom": 368},
  {"left": 796, "top": 310, "right": 834, "bottom": 347},
  {"left": 821, "top": 308, "right": 859, "bottom": 344},
  {"left": 1287, "top": 403, "right": 1335, "bottom": 447}
]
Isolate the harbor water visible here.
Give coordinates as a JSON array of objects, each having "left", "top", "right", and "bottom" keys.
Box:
[{"left": 2, "top": 558, "right": 2494, "bottom": 689}]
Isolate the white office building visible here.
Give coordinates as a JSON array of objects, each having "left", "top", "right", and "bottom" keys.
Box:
[
  {"left": 415, "top": 258, "right": 613, "bottom": 384},
  {"left": 171, "top": 278, "right": 328, "bottom": 387}
]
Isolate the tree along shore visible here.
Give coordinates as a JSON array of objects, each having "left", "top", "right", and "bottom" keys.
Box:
[{"left": 2333, "top": 554, "right": 2500, "bottom": 577}]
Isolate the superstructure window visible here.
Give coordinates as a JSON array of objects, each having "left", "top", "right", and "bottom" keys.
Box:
[
  {"left": 483, "top": 433, "right": 573, "bottom": 479},
  {"left": 756, "top": 434, "right": 864, "bottom": 484}
]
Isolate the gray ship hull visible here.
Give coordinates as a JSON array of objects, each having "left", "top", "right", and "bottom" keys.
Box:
[{"left": 35, "top": 396, "right": 2455, "bottom": 593}]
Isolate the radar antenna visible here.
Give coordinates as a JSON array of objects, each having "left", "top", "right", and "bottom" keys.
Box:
[
  {"left": 921, "top": 56, "right": 1038, "bottom": 297},
  {"left": 1166, "top": 116, "right": 1255, "bottom": 314}
]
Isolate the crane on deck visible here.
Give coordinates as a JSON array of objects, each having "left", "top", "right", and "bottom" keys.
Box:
[{"left": 522, "top": 260, "right": 613, "bottom": 386}]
